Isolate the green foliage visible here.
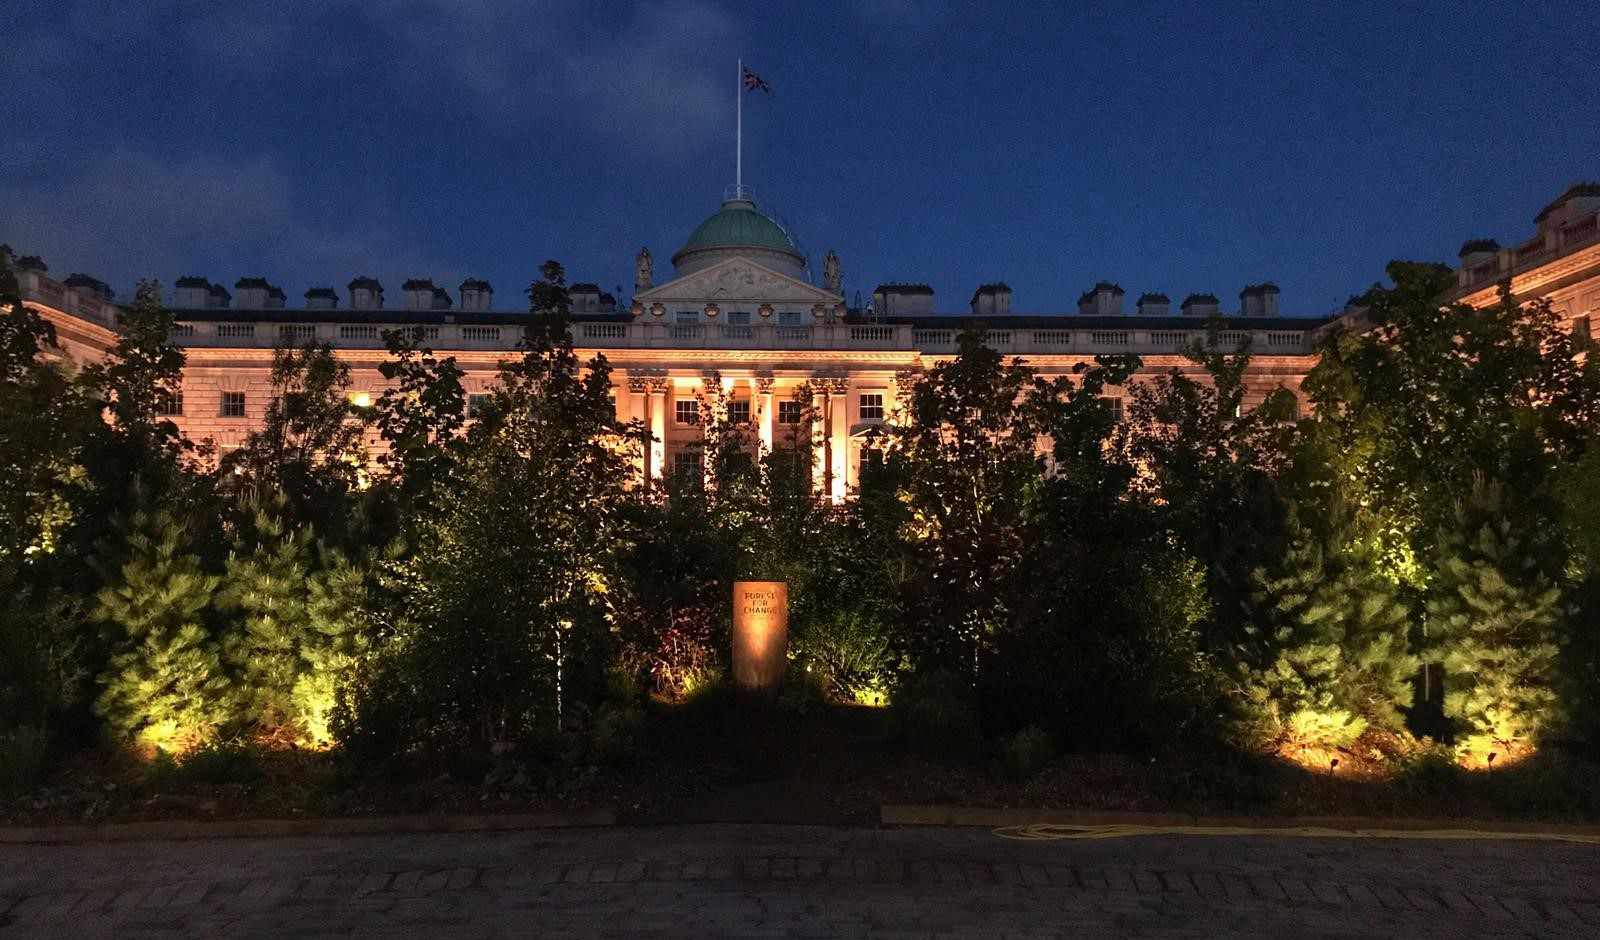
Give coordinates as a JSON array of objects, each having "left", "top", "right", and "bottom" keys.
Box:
[
  {"left": 992, "top": 725, "right": 1056, "bottom": 783},
  {"left": 218, "top": 496, "right": 313, "bottom": 728},
  {"left": 93, "top": 509, "right": 230, "bottom": 752},
  {"left": 792, "top": 605, "right": 891, "bottom": 705},
  {"left": 373, "top": 326, "right": 467, "bottom": 502},
  {"left": 222, "top": 342, "right": 368, "bottom": 533},
  {"left": 892, "top": 671, "right": 980, "bottom": 759},
  {"left": 0, "top": 585, "right": 88, "bottom": 731},
  {"left": 87, "top": 281, "right": 187, "bottom": 443},
  {"left": 0, "top": 250, "right": 95, "bottom": 579},
  {"left": 882, "top": 322, "right": 1051, "bottom": 679},
  {"left": 337, "top": 262, "right": 635, "bottom": 754},
  {"left": 147, "top": 741, "right": 265, "bottom": 786},
  {"left": 1428, "top": 479, "right": 1564, "bottom": 759},
  {"left": 1239, "top": 504, "right": 1417, "bottom": 749}
]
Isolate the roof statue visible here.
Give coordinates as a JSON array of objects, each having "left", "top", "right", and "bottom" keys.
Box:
[
  {"left": 823, "top": 249, "right": 841, "bottom": 293},
  {"left": 635, "top": 246, "right": 653, "bottom": 292}
]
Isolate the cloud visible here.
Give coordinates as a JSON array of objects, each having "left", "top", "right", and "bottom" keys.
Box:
[
  {"left": 170, "top": 0, "right": 740, "bottom": 155},
  {"left": 0, "top": 149, "right": 436, "bottom": 296}
]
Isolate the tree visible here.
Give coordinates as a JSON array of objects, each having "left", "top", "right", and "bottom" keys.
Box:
[
  {"left": 882, "top": 321, "right": 1049, "bottom": 679},
  {"left": 223, "top": 341, "right": 368, "bottom": 533},
  {"left": 88, "top": 281, "right": 186, "bottom": 443},
  {"left": 0, "top": 246, "right": 94, "bottom": 582},
  {"left": 1121, "top": 320, "right": 1298, "bottom": 652},
  {"left": 1240, "top": 499, "right": 1418, "bottom": 750},
  {"left": 373, "top": 326, "right": 467, "bottom": 503},
  {"left": 217, "top": 492, "right": 314, "bottom": 730},
  {"left": 1427, "top": 479, "right": 1564, "bottom": 763},
  {"left": 1307, "top": 263, "right": 1600, "bottom": 551},
  {"left": 294, "top": 543, "right": 376, "bottom": 747},
  {"left": 72, "top": 282, "right": 200, "bottom": 568},
  {"left": 343, "top": 261, "right": 638, "bottom": 751},
  {"left": 93, "top": 509, "right": 228, "bottom": 752}
]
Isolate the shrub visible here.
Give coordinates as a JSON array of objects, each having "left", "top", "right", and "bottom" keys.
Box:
[
  {"left": 148, "top": 742, "right": 265, "bottom": 786},
  {"left": 586, "top": 703, "right": 644, "bottom": 768},
  {"left": 892, "top": 671, "right": 980, "bottom": 759},
  {"left": 777, "top": 666, "right": 830, "bottom": 716},
  {"left": 992, "top": 725, "right": 1055, "bottom": 783},
  {"left": 793, "top": 606, "right": 891, "bottom": 705},
  {"left": 0, "top": 726, "right": 50, "bottom": 795},
  {"left": 1391, "top": 743, "right": 1464, "bottom": 797}
]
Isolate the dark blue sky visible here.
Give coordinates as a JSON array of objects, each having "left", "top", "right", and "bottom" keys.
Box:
[{"left": 4, "top": 1, "right": 1596, "bottom": 316}]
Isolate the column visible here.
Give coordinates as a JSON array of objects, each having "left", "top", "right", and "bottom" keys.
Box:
[
  {"left": 627, "top": 376, "right": 649, "bottom": 485},
  {"left": 830, "top": 379, "right": 849, "bottom": 502},
  {"left": 648, "top": 377, "right": 668, "bottom": 489},
  {"left": 756, "top": 376, "right": 775, "bottom": 455}
]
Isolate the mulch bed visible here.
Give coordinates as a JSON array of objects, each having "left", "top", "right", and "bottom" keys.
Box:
[{"left": 4, "top": 703, "right": 1595, "bottom": 829}]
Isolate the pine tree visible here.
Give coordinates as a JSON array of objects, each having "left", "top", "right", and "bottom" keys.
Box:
[
  {"left": 1243, "top": 501, "right": 1418, "bottom": 750},
  {"left": 1428, "top": 479, "right": 1563, "bottom": 762},
  {"left": 94, "top": 510, "right": 227, "bottom": 752},
  {"left": 1242, "top": 512, "right": 1365, "bottom": 749},
  {"left": 217, "top": 494, "right": 313, "bottom": 731},
  {"left": 293, "top": 544, "right": 374, "bottom": 747}
]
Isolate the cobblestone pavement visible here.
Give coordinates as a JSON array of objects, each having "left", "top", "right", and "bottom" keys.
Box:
[{"left": 1, "top": 823, "right": 1596, "bottom": 938}]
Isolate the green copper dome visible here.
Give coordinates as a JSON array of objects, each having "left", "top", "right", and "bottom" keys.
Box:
[{"left": 676, "top": 199, "right": 799, "bottom": 256}]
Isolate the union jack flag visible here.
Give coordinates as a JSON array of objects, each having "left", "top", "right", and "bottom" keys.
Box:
[{"left": 742, "top": 66, "right": 771, "bottom": 95}]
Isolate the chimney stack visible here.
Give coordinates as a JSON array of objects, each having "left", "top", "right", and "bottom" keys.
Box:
[
  {"left": 1077, "top": 282, "right": 1124, "bottom": 316},
  {"left": 1239, "top": 283, "right": 1281, "bottom": 317},
  {"left": 174, "top": 276, "right": 212, "bottom": 308},
  {"left": 872, "top": 283, "right": 934, "bottom": 316},
  {"left": 569, "top": 283, "right": 603, "bottom": 314},
  {"left": 459, "top": 278, "right": 493, "bottom": 311},
  {"left": 304, "top": 287, "right": 338, "bottom": 310},
  {"left": 403, "top": 278, "right": 449, "bottom": 310},
  {"left": 970, "top": 282, "right": 1012, "bottom": 316},
  {"left": 1458, "top": 238, "right": 1500, "bottom": 269},
  {"left": 1136, "top": 292, "right": 1170, "bottom": 316},
  {"left": 63, "top": 273, "right": 115, "bottom": 302},
  {"left": 1180, "top": 293, "right": 1219, "bottom": 317},
  {"left": 349, "top": 276, "right": 383, "bottom": 310}
]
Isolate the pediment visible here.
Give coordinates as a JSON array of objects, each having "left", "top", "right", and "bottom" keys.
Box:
[{"left": 635, "top": 257, "right": 841, "bottom": 307}]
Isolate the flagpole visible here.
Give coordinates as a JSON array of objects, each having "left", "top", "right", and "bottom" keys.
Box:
[{"left": 736, "top": 57, "right": 743, "bottom": 192}]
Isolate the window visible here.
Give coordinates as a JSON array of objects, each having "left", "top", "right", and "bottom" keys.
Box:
[
  {"left": 859, "top": 392, "right": 885, "bottom": 422},
  {"left": 155, "top": 389, "right": 184, "bottom": 416},
  {"left": 726, "top": 310, "right": 751, "bottom": 325},
  {"left": 726, "top": 400, "right": 751, "bottom": 424},
  {"left": 778, "top": 311, "right": 802, "bottom": 326},
  {"left": 468, "top": 393, "right": 491, "bottom": 416},
  {"left": 673, "top": 450, "right": 702, "bottom": 487},
  {"left": 221, "top": 391, "right": 246, "bottom": 417},
  {"left": 1104, "top": 397, "right": 1124, "bottom": 423},
  {"left": 674, "top": 399, "right": 700, "bottom": 425},
  {"left": 778, "top": 400, "right": 804, "bottom": 425},
  {"left": 675, "top": 310, "right": 699, "bottom": 325}
]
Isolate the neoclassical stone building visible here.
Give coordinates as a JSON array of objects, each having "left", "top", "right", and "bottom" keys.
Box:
[{"left": 14, "top": 183, "right": 1598, "bottom": 499}]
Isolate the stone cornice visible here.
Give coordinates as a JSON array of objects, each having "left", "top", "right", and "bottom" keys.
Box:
[{"left": 1457, "top": 241, "right": 1600, "bottom": 308}]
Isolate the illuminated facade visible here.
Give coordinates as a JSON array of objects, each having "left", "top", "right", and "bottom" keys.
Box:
[
  {"left": 1450, "top": 183, "right": 1600, "bottom": 344},
  {"left": 29, "top": 184, "right": 1509, "bottom": 499}
]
